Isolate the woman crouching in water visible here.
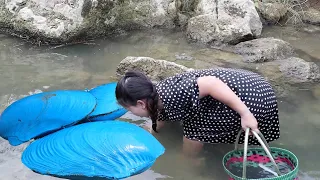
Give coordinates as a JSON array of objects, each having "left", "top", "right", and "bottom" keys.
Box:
[{"left": 115, "top": 68, "right": 280, "bottom": 157}]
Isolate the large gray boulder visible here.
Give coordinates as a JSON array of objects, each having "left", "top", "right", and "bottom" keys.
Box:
[
  {"left": 256, "top": 57, "right": 320, "bottom": 84},
  {"left": 116, "top": 56, "right": 193, "bottom": 81},
  {"left": 186, "top": 0, "right": 262, "bottom": 45},
  {"left": 302, "top": 8, "right": 320, "bottom": 25},
  {"left": 279, "top": 57, "right": 320, "bottom": 83},
  {"left": 0, "top": 0, "right": 178, "bottom": 44},
  {"left": 233, "top": 37, "right": 295, "bottom": 63},
  {"left": 255, "top": 2, "right": 288, "bottom": 24}
]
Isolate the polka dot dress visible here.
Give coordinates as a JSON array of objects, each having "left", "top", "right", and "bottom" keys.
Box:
[{"left": 156, "top": 68, "right": 280, "bottom": 145}]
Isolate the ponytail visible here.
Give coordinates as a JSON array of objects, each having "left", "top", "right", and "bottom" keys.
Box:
[{"left": 147, "top": 85, "right": 159, "bottom": 133}]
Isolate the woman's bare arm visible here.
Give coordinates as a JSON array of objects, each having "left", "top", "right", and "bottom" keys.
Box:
[
  {"left": 196, "top": 76, "right": 259, "bottom": 132},
  {"left": 197, "top": 76, "right": 251, "bottom": 117}
]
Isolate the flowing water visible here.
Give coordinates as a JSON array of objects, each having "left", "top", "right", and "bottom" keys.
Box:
[{"left": 0, "top": 26, "right": 319, "bottom": 180}]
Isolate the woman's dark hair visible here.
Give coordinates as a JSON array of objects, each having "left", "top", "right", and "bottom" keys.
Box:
[{"left": 116, "top": 70, "right": 159, "bottom": 132}]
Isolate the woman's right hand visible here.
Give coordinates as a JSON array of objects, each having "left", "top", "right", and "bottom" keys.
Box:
[{"left": 240, "top": 110, "right": 259, "bottom": 133}]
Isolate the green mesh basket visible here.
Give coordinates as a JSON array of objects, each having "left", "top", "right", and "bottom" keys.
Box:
[{"left": 222, "top": 128, "right": 299, "bottom": 180}]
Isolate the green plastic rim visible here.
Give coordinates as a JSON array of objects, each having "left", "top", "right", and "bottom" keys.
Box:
[{"left": 222, "top": 147, "right": 299, "bottom": 180}]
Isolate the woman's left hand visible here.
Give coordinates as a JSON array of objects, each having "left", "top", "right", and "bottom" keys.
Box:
[{"left": 240, "top": 111, "right": 259, "bottom": 133}]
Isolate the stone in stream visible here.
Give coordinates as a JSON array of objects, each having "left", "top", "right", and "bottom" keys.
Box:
[
  {"left": 116, "top": 56, "right": 193, "bottom": 82},
  {"left": 301, "top": 8, "right": 320, "bottom": 26},
  {"left": 186, "top": 0, "right": 262, "bottom": 45},
  {"left": 255, "top": 2, "right": 288, "bottom": 25},
  {"left": 233, "top": 38, "right": 296, "bottom": 63},
  {"left": 278, "top": 57, "right": 320, "bottom": 83}
]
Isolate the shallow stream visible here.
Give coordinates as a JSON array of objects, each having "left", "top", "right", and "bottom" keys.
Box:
[{"left": 0, "top": 26, "right": 319, "bottom": 180}]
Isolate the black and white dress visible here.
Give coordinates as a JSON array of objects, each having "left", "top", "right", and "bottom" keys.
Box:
[{"left": 156, "top": 68, "right": 280, "bottom": 145}]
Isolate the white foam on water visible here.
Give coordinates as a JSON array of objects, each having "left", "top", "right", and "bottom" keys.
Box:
[{"left": 259, "top": 163, "right": 278, "bottom": 177}]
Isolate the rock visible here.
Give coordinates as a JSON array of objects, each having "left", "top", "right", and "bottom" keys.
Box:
[
  {"left": 302, "top": 24, "right": 320, "bottom": 33},
  {"left": 106, "top": 0, "right": 177, "bottom": 30},
  {"left": 175, "top": 53, "right": 193, "bottom": 61},
  {"left": 308, "top": 0, "right": 320, "bottom": 12},
  {"left": 186, "top": 0, "right": 262, "bottom": 45},
  {"left": 302, "top": 8, "right": 320, "bottom": 25},
  {"left": 312, "top": 84, "right": 320, "bottom": 99},
  {"left": 116, "top": 56, "right": 193, "bottom": 81},
  {"left": 194, "top": 0, "right": 216, "bottom": 15},
  {"left": 279, "top": 57, "right": 320, "bottom": 83},
  {"left": 255, "top": 2, "right": 287, "bottom": 24},
  {"left": 177, "top": 13, "right": 189, "bottom": 28},
  {"left": 0, "top": 0, "right": 178, "bottom": 44},
  {"left": 177, "top": 0, "right": 198, "bottom": 12},
  {"left": 249, "top": 62, "right": 293, "bottom": 97},
  {"left": 233, "top": 38, "right": 295, "bottom": 63}
]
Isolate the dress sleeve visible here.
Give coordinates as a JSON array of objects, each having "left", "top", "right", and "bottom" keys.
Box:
[
  {"left": 157, "top": 76, "right": 201, "bottom": 122},
  {"left": 177, "top": 78, "right": 201, "bottom": 108},
  {"left": 161, "top": 77, "right": 201, "bottom": 109}
]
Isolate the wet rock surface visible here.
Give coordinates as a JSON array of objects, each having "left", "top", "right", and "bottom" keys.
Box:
[
  {"left": 186, "top": 0, "right": 262, "bottom": 45},
  {"left": 255, "top": 2, "right": 287, "bottom": 25},
  {"left": 116, "top": 56, "right": 193, "bottom": 81},
  {"left": 302, "top": 8, "right": 320, "bottom": 25},
  {"left": 279, "top": 57, "right": 320, "bottom": 83},
  {"left": 233, "top": 37, "right": 295, "bottom": 63}
]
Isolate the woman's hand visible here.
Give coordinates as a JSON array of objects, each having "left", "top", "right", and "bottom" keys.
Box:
[{"left": 240, "top": 111, "right": 259, "bottom": 133}]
